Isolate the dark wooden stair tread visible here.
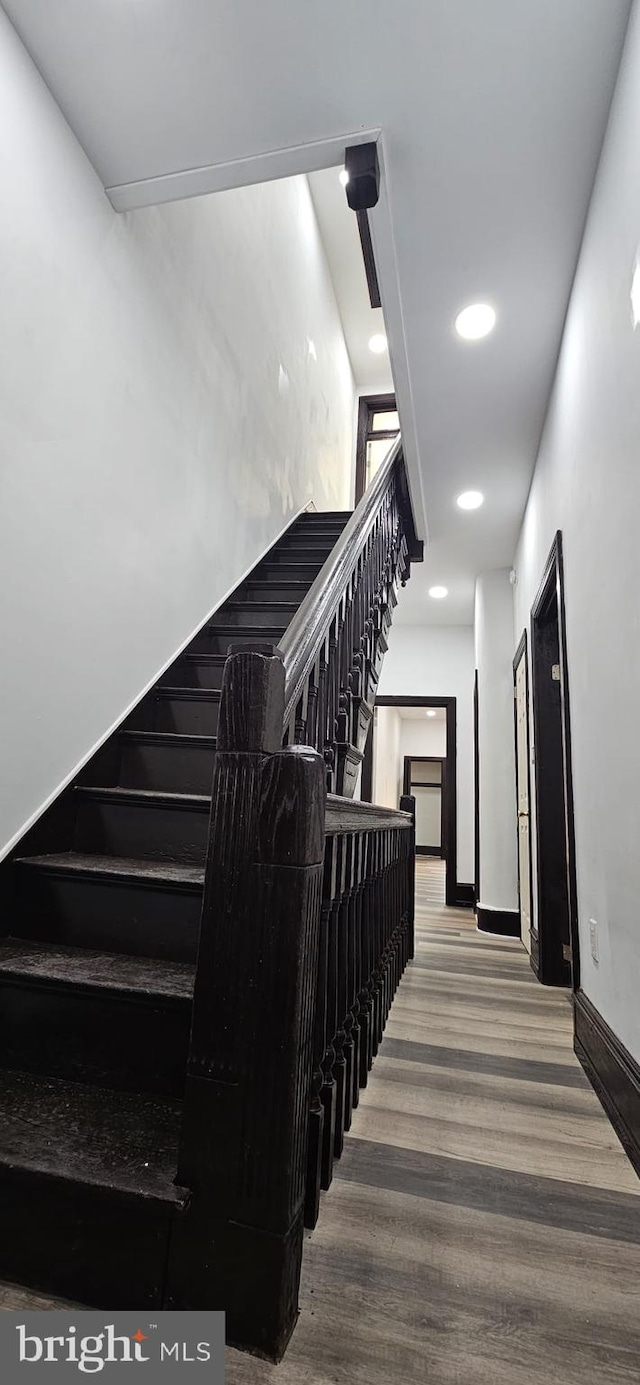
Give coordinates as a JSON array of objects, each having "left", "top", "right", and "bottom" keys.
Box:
[
  {"left": 14, "top": 852, "right": 205, "bottom": 889},
  {"left": 118, "top": 730, "right": 216, "bottom": 747},
  {"left": 75, "top": 786, "right": 210, "bottom": 808},
  {"left": 154, "top": 687, "right": 221, "bottom": 700},
  {"left": 221, "top": 601, "right": 299, "bottom": 612},
  {"left": 0, "top": 938, "right": 195, "bottom": 1000},
  {"left": 0, "top": 1069, "right": 186, "bottom": 1203}
]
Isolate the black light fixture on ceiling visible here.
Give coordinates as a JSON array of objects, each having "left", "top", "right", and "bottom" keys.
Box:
[
  {"left": 344, "top": 142, "right": 380, "bottom": 211},
  {"left": 343, "top": 142, "right": 382, "bottom": 309}
]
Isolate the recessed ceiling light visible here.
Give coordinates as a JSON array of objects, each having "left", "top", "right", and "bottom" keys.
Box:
[
  {"left": 426, "top": 710, "right": 437, "bottom": 718},
  {"left": 455, "top": 303, "right": 496, "bottom": 341},
  {"left": 339, "top": 169, "right": 349, "bottom": 187},
  {"left": 368, "top": 333, "right": 387, "bottom": 354},
  {"left": 428, "top": 585, "right": 448, "bottom": 599},
  {"left": 457, "top": 490, "right": 484, "bottom": 510}
]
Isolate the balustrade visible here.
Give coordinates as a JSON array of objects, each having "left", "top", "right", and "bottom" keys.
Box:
[{"left": 172, "top": 438, "right": 421, "bottom": 1358}]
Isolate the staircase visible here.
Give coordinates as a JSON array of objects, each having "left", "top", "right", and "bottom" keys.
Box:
[
  {"left": 0, "top": 511, "right": 350, "bottom": 1300},
  {"left": 0, "top": 440, "right": 421, "bottom": 1356}
]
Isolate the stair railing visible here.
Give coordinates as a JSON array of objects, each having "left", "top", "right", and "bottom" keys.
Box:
[
  {"left": 280, "top": 437, "right": 422, "bottom": 794},
  {"left": 169, "top": 440, "right": 421, "bottom": 1358}
]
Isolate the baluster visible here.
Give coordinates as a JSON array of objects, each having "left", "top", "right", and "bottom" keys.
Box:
[
  {"left": 332, "top": 835, "right": 349, "bottom": 1158},
  {"left": 350, "top": 831, "right": 365, "bottom": 1110},
  {"left": 320, "top": 836, "right": 339, "bottom": 1190},
  {"left": 341, "top": 832, "right": 357, "bottom": 1133},
  {"left": 305, "top": 837, "right": 333, "bottom": 1229},
  {"left": 358, "top": 832, "right": 374, "bottom": 1087}
]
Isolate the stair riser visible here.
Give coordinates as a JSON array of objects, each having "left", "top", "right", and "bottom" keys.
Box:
[
  {"left": 0, "top": 982, "right": 190, "bottom": 1097},
  {"left": 234, "top": 583, "right": 312, "bottom": 604},
  {"left": 118, "top": 739, "right": 216, "bottom": 793},
  {"left": 159, "top": 660, "right": 226, "bottom": 691},
  {"left": 290, "top": 527, "right": 345, "bottom": 540},
  {"left": 190, "top": 628, "right": 286, "bottom": 655},
  {"left": 0, "top": 1173, "right": 176, "bottom": 1308},
  {"left": 127, "top": 696, "right": 220, "bottom": 736},
  {"left": 9, "top": 867, "right": 201, "bottom": 962},
  {"left": 257, "top": 562, "right": 324, "bottom": 582},
  {"left": 257, "top": 553, "right": 326, "bottom": 572},
  {"left": 75, "top": 798, "right": 210, "bottom": 866},
  {"left": 278, "top": 542, "right": 334, "bottom": 558},
  {"left": 213, "top": 607, "right": 297, "bottom": 630},
  {"left": 294, "top": 511, "right": 351, "bottom": 522}
]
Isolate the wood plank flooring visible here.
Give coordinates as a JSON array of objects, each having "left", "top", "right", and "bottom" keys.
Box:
[{"left": 1, "top": 858, "right": 639, "bottom": 1383}]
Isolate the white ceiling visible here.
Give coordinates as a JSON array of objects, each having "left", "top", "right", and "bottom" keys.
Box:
[
  {"left": 3, "top": 0, "right": 631, "bottom": 625},
  {"left": 398, "top": 707, "right": 446, "bottom": 722}
]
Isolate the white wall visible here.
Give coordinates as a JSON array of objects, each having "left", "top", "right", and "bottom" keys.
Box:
[
  {"left": 372, "top": 706, "right": 402, "bottom": 810},
  {"left": 399, "top": 718, "right": 447, "bottom": 761},
  {"left": 513, "top": 0, "right": 640, "bottom": 1061},
  {"left": 377, "top": 626, "right": 475, "bottom": 882},
  {"left": 0, "top": 13, "right": 355, "bottom": 859},
  {"left": 475, "top": 571, "right": 518, "bottom": 913}
]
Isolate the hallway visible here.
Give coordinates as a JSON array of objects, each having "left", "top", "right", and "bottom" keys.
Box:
[
  {"left": 1, "top": 859, "right": 638, "bottom": 1382},
  {"left": 226, "top": 858, "right": 640, "bottom": 1384}
]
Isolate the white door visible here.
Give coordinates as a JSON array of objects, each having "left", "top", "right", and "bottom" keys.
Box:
[{"left": 515, "top": 646, "right": 532, "bottom": 952}]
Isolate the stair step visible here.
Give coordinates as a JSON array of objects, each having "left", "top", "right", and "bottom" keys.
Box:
[
  {"left": 192, "top": 625, "right": 287, "bottom": 655},
  {"left": 0, "top": 1070, "right": 185, "bottom": 1307},
  {"left": 257, "top": 552, "right": 326, "bottom": 572},
  {"left": 257, "top": 561, "right": 324, "bottom": 582},
  {"left": 278, "top": 541, "right": 335, "bottom": 555},
  {"left": 118, "top": 729, "right": 216, "bottom": 793},
  {"left": 73, "top": 786, "right": 210, "bottom": 865},
  {"left": 0, "top": 938, "right": 194, "bottom": 1096},
  {"left": 292, "top": 513, "right": 351, "bottom": 526},
  {"left": 10, "top": 852, "right": 203, "bottom": 962},
  {"left": 214, "top": 601, "right": 299, "bottom": 629},
  {"left": 160, "top": 654, "right": 227, "bottom": 691},
  {"left": 290, "top": 524, "right": 346, "bottom": 538},
  {"left": 126, "top": 688, "right": 221, "bottom": 736},
  {"left": 234, "top": 580, "right": 312, "bottom": 604},
  {"left": 0, "top": 937, "right": 195, "bottom": 1000}
]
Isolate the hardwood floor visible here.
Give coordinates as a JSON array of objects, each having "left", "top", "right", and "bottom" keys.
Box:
[{"left": 1, "top": 857, "right": 638, "bottom": 1382}]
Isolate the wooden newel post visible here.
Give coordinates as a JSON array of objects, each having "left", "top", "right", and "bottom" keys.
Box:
[
  {"left": 400, "top": 794, "right": 416, "bottom": 960},
  {"left": 167, "top": 650, "right": 326, "bottom": 1361}
]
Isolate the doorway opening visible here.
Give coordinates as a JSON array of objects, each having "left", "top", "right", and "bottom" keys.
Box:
[
  {"left": 403, "top": 756, "right": 447, "bottom": 857},
  {"left": 363, "top": 695, "right": 459, "bottom": 907},
  {"left": 513, "top": 631, "right": 533, "bottom": 957},
  {"left": 530, "top": 531, "right": 579, "bottom": 988}
]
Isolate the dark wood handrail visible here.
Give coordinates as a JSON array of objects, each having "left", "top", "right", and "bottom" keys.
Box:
[
  {"left": 325, "top": 794, "right": 411, "bottom": 835},
  {"left": 279, "top": 437, "right": 416, "bottom": 728}
]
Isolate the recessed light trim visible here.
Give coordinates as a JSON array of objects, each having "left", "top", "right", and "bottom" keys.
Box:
[
  {"left": 457, "top": 490, "right": 484, "bottom": 510},
  {"left": 455, "top": 303, "right": 496, "bottom": 341},
  {"left": 428, "top": 585, "right": 448, "bottom": 600},
  {"left": 368, "top": 333, "right": 388, "bottom": 354},
  {"left": 339, "top": 168, "right": 349, "bottom": 187}
]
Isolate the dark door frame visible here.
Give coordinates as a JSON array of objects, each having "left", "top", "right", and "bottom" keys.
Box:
[
  {"left": 355, "top": 393, "right": 398, "bottom": 505},
  {"left": 530, "top": 531, "right": 579, "bottom": 989},
  {"left": 402, "top": 754, "right": 446, "bottom": 856},
  {"left": 374, "top": 696, "right": 460, "bottom": 907},
  {"left": 473, "top": 670, "right": 480, "bottom": 903},
  {"left": 513, "top": 630, "right": 534, "bottom": 954}
]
